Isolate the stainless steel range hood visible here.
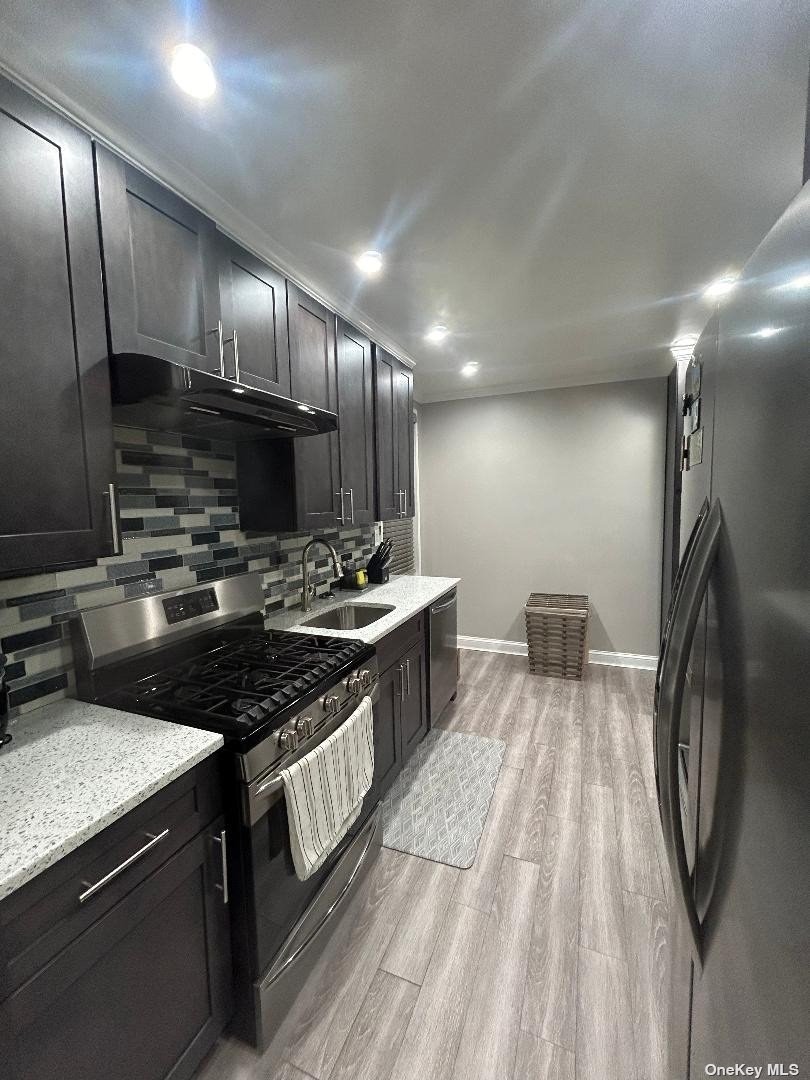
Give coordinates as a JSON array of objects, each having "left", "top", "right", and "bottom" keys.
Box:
[{"left": 109, "top": 355, "right": 337, "bottom": 440}]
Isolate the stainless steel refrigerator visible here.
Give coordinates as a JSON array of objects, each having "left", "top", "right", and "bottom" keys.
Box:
[{"left": 656, "top": 182, "right": 810, "bottom": 1077}]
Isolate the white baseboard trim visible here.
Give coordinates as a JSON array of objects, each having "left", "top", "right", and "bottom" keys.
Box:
[
  {"left": 457, "top": 636, "right": 658, "bottom": 671},
  {"left": 588, "top": 650, "right": 658, "bottom": 671},
  {"left": 458, "top": 635, "right": 528, "bottom": 656}
]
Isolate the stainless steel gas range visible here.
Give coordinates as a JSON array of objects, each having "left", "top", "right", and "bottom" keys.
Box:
[{"left": 71, "top": 573, "right": 381, "bottom": 1050}]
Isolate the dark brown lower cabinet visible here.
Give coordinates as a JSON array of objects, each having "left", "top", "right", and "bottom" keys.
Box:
[
  {"left": 371, "top": 663, "right": 403, "bottom": 803},
  {"left": 372, "top": 613, "right": 429, "bottom": 805},
  {"left": 0, "top": 763, "right": 233, "bottom": 1080},
  {"left": 398, "top": 640, "right": 428, "bottom": 760}
]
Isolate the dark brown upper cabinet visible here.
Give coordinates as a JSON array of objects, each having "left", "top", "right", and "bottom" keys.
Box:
[
  {"left": 0, "top": 77, "right": 116, "bottom": 576},
  {"left": 335, "top": 318, "right": 376, "bottom": 527},
  {"left": 239, "top": 285, "right": 341, "bottom": 533},
  {"left": 238, "top": 305, "right": 378, "bottom": 535},
  {"left": 374, "top": 346, "right": 415, "bottom": 520},
  {"left": 288, "top": 285, "right": 341, "bottom": 530},
  {"left": 396, "top": 363, "right": 416, "bottom": 518},
  {"left": 217, "top": 234, "right": 291, "bottom": 395},
  {"left": 95, "top": 147, "right": 222, "bottom": 373}
]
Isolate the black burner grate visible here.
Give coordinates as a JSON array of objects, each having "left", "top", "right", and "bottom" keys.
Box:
[{"left": 108, "top": 630, "right": 367, "bottom": 735}]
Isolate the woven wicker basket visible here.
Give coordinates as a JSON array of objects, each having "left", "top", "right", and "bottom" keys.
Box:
[{"left": 525, "top": 593, "right": 589, "bottom": 680}]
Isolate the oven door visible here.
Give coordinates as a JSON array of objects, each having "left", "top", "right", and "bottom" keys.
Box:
[{"left": 237, "top": 687, "right": 381, "bottom": 1041}]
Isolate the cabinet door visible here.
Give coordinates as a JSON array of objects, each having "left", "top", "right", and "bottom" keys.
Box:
[
  {"left": 287, "top": 284, "right": 340, "bottom": 530},
  {"left": 1, "top": 822, "right": 233, "bottom": 1080},
  {"left": 0, "top": 77, "right": 114, "bottom": 575},
  {"left": 336, "top": 318, "right": 375, "bottom": 526},
  {"left": 399, "top": 641, "right": 428, "bottom": 762},
  {"left": 217, "top": 235, "right": 291, "bottom": 395},
  {"left": 373, "top": 346, "right": 400, "bottom": 521},
  {"left": 395, "top": 363, "right": 415, "bottom": 519},
  {"left": 372, "top": 664, "right": 403, "bottom": 802},
  {"left": 95, "top": 146, "right": 221, "bottom": 372}
]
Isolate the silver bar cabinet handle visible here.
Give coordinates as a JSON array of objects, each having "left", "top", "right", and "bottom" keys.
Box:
[
  {"left": 335, "top": 489, "right": 345, "bottom": 525},
  {"left": 402, "top": 488, "right": 408, "bottom": 517},
  {"left": 107, "top": 483, "right": 122, "bottom": 555},
  {"left": 223, "top": 327, "right": 240, "bottom": 382},
  {"left": 78, "top": 828, "right": 170, "bottom": 904},
  {"left": 207, "top": 319, "right": 225, "bottom": 377},
  {"left": 232, "top": 327, "right": 240, "bottom": 382},
  {"left": 348, "top": 488, "right": 355, "bottom": 524},
  {"left": 405, "top": 657, "right": 411, "bottom": 696},
  {"left": 212, "top": 828, "right": 229, "bottom": 905},
  {"left": 399, "top": 663, "right": 406, "bottom": 702}
]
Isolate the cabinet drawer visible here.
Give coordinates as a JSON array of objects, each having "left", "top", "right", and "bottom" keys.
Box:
[
  {"left": 0, "top": 818, "right": 232, "bottom": 1080},
  {"left": 0, "top": 756, "right": 222, "bottom": 999},
  {"left": 376, "top": 611, "right": 425, "bottom": 675}
]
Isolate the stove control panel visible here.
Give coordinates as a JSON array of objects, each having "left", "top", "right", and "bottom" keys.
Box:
[{"left": 162, "top": 588, "right": 219, "bottom": 625}]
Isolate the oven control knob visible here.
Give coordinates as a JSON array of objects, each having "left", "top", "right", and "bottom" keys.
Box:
[
  {"left": 359, "top": 669, "right": 372, "bottom": 688},
  {"left": 346, "top": 674, "right": 363, "bottom": 695},
  {"left": 295, "top": 716, "right": 314, "bottom": 739},
  {"left": 278, "top": 727, "right": 298, "bottom": 752},
  {"left": 323, "top": 695, "right": 340, "bottom": 715}
]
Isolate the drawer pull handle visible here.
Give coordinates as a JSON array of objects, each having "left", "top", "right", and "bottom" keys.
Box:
[{"left": 78, "top": 829, "right": 170, "bottom": 904}]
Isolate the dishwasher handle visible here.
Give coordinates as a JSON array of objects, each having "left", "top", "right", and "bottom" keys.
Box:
[{"left": 430, "top": 591, "right": 457, "bottom": 615}]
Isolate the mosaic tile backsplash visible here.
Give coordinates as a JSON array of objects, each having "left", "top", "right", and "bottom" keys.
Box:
[{"left": 0, "top": 426, "right": 375, "bottom": 720}]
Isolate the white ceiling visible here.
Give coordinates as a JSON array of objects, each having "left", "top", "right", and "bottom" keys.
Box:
[{"left": 2, "top": 1, "right": 807, "bottom": 401}]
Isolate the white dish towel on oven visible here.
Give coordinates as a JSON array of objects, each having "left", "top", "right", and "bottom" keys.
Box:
[{"left": 280, "top": 695, "right": 375, "bottom": 881}]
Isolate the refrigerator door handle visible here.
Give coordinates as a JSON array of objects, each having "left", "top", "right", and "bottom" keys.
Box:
[
  {"left": 653, "top": 497, "right": 721, "bottom": 968},
  {"left": 654, "top": 497, "right": 711, "bottom": 732}
]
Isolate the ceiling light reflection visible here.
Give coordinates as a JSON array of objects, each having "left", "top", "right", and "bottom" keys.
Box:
[
  {"left": 670, "top": 333, "right": 699, "bottom": 363},
  {"left": 703, "top": 274, "right": 739, "bottom": 301}
]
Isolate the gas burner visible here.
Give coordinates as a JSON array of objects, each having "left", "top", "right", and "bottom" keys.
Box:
[
  {"left": 108, "top": 628, "right": 372, "bottom": 742},
  {"left": 174, "top": 685, "right": 201, "bottom": 702}
]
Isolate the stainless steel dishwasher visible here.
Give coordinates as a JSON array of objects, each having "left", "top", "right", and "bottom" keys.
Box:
[{"left": 428, "top": 588, "right": 458, "bottom": 724}]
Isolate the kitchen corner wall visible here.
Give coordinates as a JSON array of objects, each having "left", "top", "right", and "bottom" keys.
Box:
[
  {"left": 0, "top": 426, "right": 375, "bottom": 719},
  {"left": 418, "top": 378, "right": 667, "bottom": 655}
]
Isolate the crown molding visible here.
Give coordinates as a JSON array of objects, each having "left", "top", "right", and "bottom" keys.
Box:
[{"left": 414, "top": 366, "right": 671, "bottom": 404}]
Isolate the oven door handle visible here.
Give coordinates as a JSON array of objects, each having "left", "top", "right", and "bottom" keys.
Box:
[{"left": 247, "top": 686, "right": 379, "bottom": 824}]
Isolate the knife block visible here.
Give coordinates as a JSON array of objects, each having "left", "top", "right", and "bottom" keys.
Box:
[{"left": 367, "top": 566, "right": 390, "bottom": 585}]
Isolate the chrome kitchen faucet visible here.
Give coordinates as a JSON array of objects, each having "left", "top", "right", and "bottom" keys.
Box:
[{"left": 300, "top": 539, "right": 341, "bottom": 612}]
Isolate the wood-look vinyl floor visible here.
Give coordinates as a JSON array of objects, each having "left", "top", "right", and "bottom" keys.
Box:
[{"left": 195, "top": 653, "right": 670, "bottom": 1080}]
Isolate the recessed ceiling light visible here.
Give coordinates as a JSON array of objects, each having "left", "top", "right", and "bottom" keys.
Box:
[
  {"left": 755, "top": 326, "right": 780, "bottom": 338},
  {"left": 170, "top": 43, "right": 216, "bottom": 99},
  {"left": 703, "top": 274, "right": 739, "bottom": 301},
  {"left": 425, "top": 324, "right": 450, "bottom": 345},
  {"left": 232, "top": 387, "right": 246, "bottom": 394},
  {"left": 355, "top": 250, "right": 384, "bottom": 276},
  {"left": 670, "top": 334, "right": 699, "bottom": 363},
  {"left": 460, "top": 362, "right": 480, "bottom": 377},
  {"left": 297, "top": 404, "right": 315, "bottom": 413}
]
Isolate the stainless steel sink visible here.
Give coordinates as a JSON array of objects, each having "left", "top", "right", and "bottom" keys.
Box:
[{"left": 300, "top": 603, "right": 395, "bottom": 630}]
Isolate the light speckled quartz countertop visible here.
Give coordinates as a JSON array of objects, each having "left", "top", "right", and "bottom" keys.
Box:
[
  {"left": 0, "top": 699, "right": 222, "bottom": 902},
  {"left": 264, "top": 574, "right": 460, "bottom": 643}
]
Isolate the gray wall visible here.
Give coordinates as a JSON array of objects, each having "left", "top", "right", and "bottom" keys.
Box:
[{"left": 418, "top": 378, "right": 667, "bottom": 655}]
